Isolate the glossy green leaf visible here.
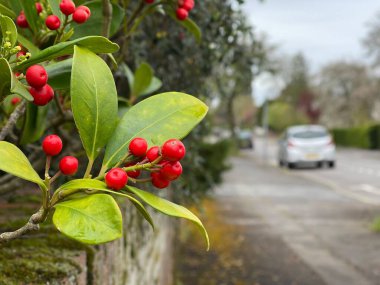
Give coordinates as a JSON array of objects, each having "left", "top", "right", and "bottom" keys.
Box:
[
  {"left": 0, "top": 14, "right": 17, "bottom": 47},
  {"left": 71, "top": 46, "right": 118, "bottom": 162},
  {"left": 19, "top": 103, "right": 49, "bottom": 145},
  {"left": 10, "top": 76, "right": 34, "bottom": 101},
  {"left": 17, "top": 36, "right": 119, "bottom": 70},
  {"left": 20, "top": 0, "right": 39, "bottom": 33},
  {"left": 0, "top": 58, "right": 12, "bottom": 101},
  {"left": 0, "top": 3, "right": 16, "bottom": 18},
  {"left": 132, "top": 62, "right": 153, "bottom": 97},
  {"left": 168, "top": 10, "right": 202, "bottom": 43},
  {"left": 53, "top": 194, "right": 122, "bottom": 244},
  {"left": 102, "top": 92, "right": 208, "bottom": 169},
  {"left": 127, "top": 186, "right": 210, "bottom": 250},
  {"left": 45, "top": 58, "right": 72, "bottom": 90},
  {"left": 71, "top": 1, "right": 124, "bottom": 39},
  {"left": 56, "top": 179, "right": 154, "bottom": 229},
  {"left": 141, "top": 77, "right": 162, "bottom": 96},
  {"left": 17, "top": 34, "right": 40, "bottom": 55},
  {"left": 0, "top": 141, "right": 44, "bottom": 187},
  {"left": 6, "top": 1, "right": 22, "bottom": 15}
]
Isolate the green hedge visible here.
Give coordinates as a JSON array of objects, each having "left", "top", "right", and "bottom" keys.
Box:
[{"left": 331, "top": 125, "right": 380, "bottom": 149}]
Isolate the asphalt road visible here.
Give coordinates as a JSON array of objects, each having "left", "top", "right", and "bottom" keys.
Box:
[{"left": 212, "top": 138, "right": 380, "bottom": 285}]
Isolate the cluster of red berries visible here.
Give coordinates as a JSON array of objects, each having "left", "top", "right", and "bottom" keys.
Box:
[
  {"left": 144, "top": 0, "right": 194, "bottom": 21},
  {"left": 25, "top": 65, "right": 54, "bottom": 106},
  {"left": 42, "top": 135, "right": 79, "bottom": 176},
  {"left": 16, "top": 1, "right": 91, "bottom": 31},
  {"left": 176, "top": 0, "right": 195, "bottom": 21},
  {"left": 105, "top": 138, "right": 186, "bottom": 191}
]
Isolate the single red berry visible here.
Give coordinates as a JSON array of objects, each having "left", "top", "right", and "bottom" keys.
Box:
[
  {"left": 181, "top": 0, "right": 194, "bottom": 11},
  {"left": 77, "top": 5, "right": 91, "bottom": 17},
  {"left": 59, "top": 156, "right": 79, "bottom": 175},
  {"left": 125, "top": 163, "right": 141, "bottom": 179},
  {"left": 129, "top": 138, "right": 148, "bottom": 157},
  {"left": 30, "top": 84, "right": 54, "bottom": 106},
  {"left": 17, "top": 51, "right": 26, "bottom": 58},
  {"left": 59, "top": 0, "right": 76, "bottom": 15},
  {"left": 176, "top": 8, "right": 188, "bottom": 21},
  {"left": 161, "top": 139, "right": 186, "bottom": 161},
  {"left": 145, "top": 0, "right": 154, "bottom": 3},
  {"left": 35, "top": 3, "right": 43, "bottom": 14},
  {"left": 105, "top": 168, "right": 128, "bottom": 191},
  {"left": 45, "top": 15, "right": 61, "bottom": 30},
  {"left": 42, "top": 135, "right": 63, "bottom": 156},
  {"left": 16, "top": 12, "right": 29, "bottom": 28},
  {"left": 160, "top": 161, "right": 183, "bottom": 181},
  {"left": 151, "top": 172, "right": 170, "bottom": 189},
  {"left": 26, "top": 65, "right": 48, "bottom": 88},
  {"left": 72, "top": 8, "right": 89, "bottom": 24},
  {"left": 11, "top": 97, "right": 21, "bottom": 106},
  {"left": 146, "top": 146, "right": 160, "bottom": 162}
]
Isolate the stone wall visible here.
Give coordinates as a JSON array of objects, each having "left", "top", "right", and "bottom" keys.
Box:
[{"left": 0, "top": 189, "right": 174, "bottom": 285}]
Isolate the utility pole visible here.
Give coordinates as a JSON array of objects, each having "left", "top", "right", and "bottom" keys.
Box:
[{"left": 262, "top": 98, "right": 269, "bottom": 162}]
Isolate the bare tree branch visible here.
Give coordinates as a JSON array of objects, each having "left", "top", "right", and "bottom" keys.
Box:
[{"left": 0, "top": 101, "right": 26, "bottom": 141}]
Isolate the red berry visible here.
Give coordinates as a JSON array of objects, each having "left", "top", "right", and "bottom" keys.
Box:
[
  {"left": 30, "top": 84, "right": 54, "bottom": 106},
  {"left": 26, "top": 65, "right": 48, "bottom": 88},
  {"left": 35, "top": 3, "right": 43, "bottom": 14},
  {"left": 59, "top": 156, "right": 79, "bottom": 175},
  {"left": 42, "top": 135, "right": 63, "bottom": 156},
  {"left": 45, "top": 15, "right": 61, "bottom": 30},
  {"left": 16, "top": 13, "right": 29, "bottom": 28},
  {"left": 161, "top": 139, "right": 186, "bottom": 161},
  {"left": 77, "top": 5, "right": 91, "bottom": 17},
  {"left": 146, "top": 146, "right": 160, "bottom": 162},
  {"left": 125, "top": 162, "right": 141, "bottom": 178},
  {"left": 129, "top": 138, "right": 148, "bottom": 157},
  {"left": 145, "top": 0, "right": 154, "bottom": 3},
  {"left": 17, "top": 51, "right": 26, "bottom": 58},
  {"left": 105, "top": 168, "right": 128, "bottom": 191},
  {"left": 160, "top": 161, "right": 182, "bottom": 181},
  {"left": 11, "top": 97, "right": 21, "bottom": 106},
  {"left": 151, "top": 172, "right": 170, "bottom": 189},
  {"left": 59, "top": 0, "right": 76, "bottom": 15},
  {"left": 72, "top": 8, "right": 89, "bottom": 24},
  {"left": 176, "top": 8, "right": 188, "bottom": 21},
  {"left": 180, "top": 0, "right": 194, "bottom": 11}
]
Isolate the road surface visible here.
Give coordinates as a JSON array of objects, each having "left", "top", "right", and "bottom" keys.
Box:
[{"left": 210, "top": 137, "right": 380, "bottom": 285}]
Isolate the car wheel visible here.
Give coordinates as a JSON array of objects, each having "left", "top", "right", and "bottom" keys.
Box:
[
  {"left": 278, "top": 160, "right": 283, "bottom": 167},
  {"left": 328, "top": 161, "right": 335, "bottom": 168},
  {"left": 316, "top": 162, "right": 323, "bottom": 168}
]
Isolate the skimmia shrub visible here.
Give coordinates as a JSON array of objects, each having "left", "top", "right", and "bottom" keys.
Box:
[{"left": 0, "top": 0, "right": 209, "bottom": 249}]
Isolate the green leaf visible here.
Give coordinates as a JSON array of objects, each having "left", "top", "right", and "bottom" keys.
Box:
[
  {"left": 102, "top": 92, "right": 208, "bottom": 169},
  {"left": 48, "top": 0, "right": 64, "bottom": 22},
  {"left": 140, "top": 77, "right": 162, "bottom": 96},
  {"left": 0, "top": 141, "right": 44, "bottom": 187},
  {"left": 71, "top": 46, "right": 118, "bottom": 162},
  {"left": 19, "top": 103, "right": 49, "bottom": 145},
  {"left": 45, "top": 58, "right": 72, "bottom": 90},
  {"left": 10, "top": 75, "right": 34, "bottom": 101},
  {"left": 16, "top": 36, "right": 119, "bottom": 70},
  {"left": 0, "top": 58, "right": 12, "bottom": 101},
  {"left": 20, "top": 0, "right": 39, "bottom": 33},
  {"left": 56, "top": 179, "right": 154, "bottom": 229},
  {"left": 132, "top": 62, "right": 153, "bottom": 97},
  {"left": 119, "top": 63, "right": 134, "bottom": 88},
  {"left": 0, "top": 14, "right": 17, "bottom": 47},
  {"left": 17, "top": 34, "right": 40, "bottom": 55},
  {"left": 53, "top": 194, "right": 122, "bottom": 244},
  {"left": 127, "top": 186, "right": 210, "bottom": 250},
  {"left": 168, "top": 11, "right": 202, "bottom": 43},
  {"left": 0, "top": 3, "right": 16, "bottom": 18},
  {"left": 71, "top": 1, "right": 124, "bottom": 39}
]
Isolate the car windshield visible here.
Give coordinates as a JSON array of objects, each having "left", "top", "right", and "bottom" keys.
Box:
[{"left": 291, "top": 130, "right": 328, "bottom": 139}]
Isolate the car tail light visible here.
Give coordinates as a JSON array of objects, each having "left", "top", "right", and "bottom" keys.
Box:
[{"left": 287, "top": 141, "right": 295, "bottom": 148}]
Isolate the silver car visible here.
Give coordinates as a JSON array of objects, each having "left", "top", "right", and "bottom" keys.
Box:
[{"left": 278, "top": 125, "right": 336, "bottom": 169}]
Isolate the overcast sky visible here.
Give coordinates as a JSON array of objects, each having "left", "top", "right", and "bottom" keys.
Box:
[{"left": 243, "top": 0, "right": 380, "bottom": 104}]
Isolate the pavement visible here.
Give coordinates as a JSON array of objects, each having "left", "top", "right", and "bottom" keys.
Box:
[{"left": 212, "top": 137, "right": 380, "bottom": 285}]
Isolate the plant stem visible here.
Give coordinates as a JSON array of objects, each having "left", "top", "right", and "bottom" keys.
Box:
[
  {"left": 0, "top": 101, "right": 26, "bottom": 141},
  {"left": 102, "top": 0, "right": 113, "bottom": 38},
  {"left": 84, "top": 159, "right": 94, "bottom": 178},
  {"left": 45, "top": 156, "right": 51, "bottom": 179}
]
